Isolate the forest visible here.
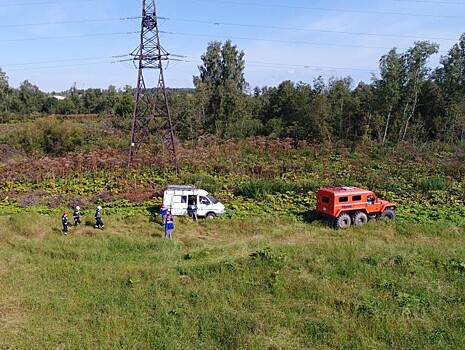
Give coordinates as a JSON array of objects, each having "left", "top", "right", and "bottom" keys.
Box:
[{"left": 0, "top": 34, "right": 464, "bottom": 148}]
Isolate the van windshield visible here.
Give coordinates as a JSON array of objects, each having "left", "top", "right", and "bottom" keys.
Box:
[{"left": 207, "top": 194, "right": 218, "bottom": 204}]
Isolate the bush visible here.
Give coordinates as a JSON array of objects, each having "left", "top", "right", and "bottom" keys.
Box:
[
  {"left": 181, "top": 173, "right": 222, "bottom": 194},
  {"left": 15, "top": 116, "right": 84, "bottom": 156},
  {"left": 236, "top": 179, "right": 298, "bottom": 199},
  {"left": 416, "top": 176, "right": 450, "bottom": 192}
]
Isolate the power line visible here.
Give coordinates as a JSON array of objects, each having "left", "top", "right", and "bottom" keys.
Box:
[
  {"left": 158, "top": 16, "right": 459, "bottom": 42},
  {"left": 6, "top": 60, "right": 114, "bottom": 72},
  {"left": 159, "top": 30, "right": 402, "bottom": 51},
  {"left": 192, "top": 0, "right": 465, "bottom": 19},
  {"left": 167, "top": 55, "right": 377, "bottom": 74},
  {"left": 1, "top": 50, "right": 378, "bottom": 79},
  {"left": 394, "top": 0, "right": 465, "bottom": 4},
  {"left": 0, "top": 31, "right": 138, "bottom": 43},
  {"left": 0, "top": 17, "right": 140, "bottom": 28},
  {"left": 0, "top": 0, "right": 93, "bottom": 7},
  {"left": 2, "top": 55, "right": 130, "bottom": 68}
]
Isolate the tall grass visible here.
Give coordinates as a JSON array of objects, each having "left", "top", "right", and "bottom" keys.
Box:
[{"left": 1, "top": 214, "right": 465, "bottom": 349}]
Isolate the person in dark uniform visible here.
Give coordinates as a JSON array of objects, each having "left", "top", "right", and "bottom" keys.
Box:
[
  {"left": 62, "top": 211, "right": 69, "bottom": 235},
  {"left": 94, "top": 206, "right": 104, "bottom": 229},
  {"left": 73, "top": 206, "right": 81, "bottom": 226}
]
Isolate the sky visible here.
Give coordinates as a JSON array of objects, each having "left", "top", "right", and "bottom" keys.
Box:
[{"left": 1, "top": 0, "right": 465, "bottom": 92}]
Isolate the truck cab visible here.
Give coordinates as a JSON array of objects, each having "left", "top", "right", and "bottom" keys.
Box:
[{"left": 163, "top": 185, "right": 226, "bottom": 219}]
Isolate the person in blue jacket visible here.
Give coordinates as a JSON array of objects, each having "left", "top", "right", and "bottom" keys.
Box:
[
  {"left": 189, "top": 202, "right": 198, "bottom": 222},
  {"left": 164, "top": 212, "right": 174, "bottom": 239},
  {"left": 160, "top": 203, "right": 168, "bottom": 225}
]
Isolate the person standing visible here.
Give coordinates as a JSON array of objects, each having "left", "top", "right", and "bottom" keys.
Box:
[
  {"left": 164, "top": 212, "right": 174, "bottom": 239},
  {"left": 189, "top": 202, "right": 198, "bottom": 222},
  {"left": 73, "top": 206, "right": 81, "bottom": 226},
  {"left": 62, "top": 211, "right": 69, "bottom": 235},
  {"left": 94, "top": 206, "right": 105, "bottom": 229},
  {"left": 160, "top": 203, "right": 168, "bottom": 225}
]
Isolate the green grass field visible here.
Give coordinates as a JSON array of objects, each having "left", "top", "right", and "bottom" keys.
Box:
[{"left": 1, "top": 213, "right": 465, "bottom": 349}]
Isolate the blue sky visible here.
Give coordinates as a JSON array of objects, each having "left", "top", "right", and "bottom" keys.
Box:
[{"left": 1, "top": 0, "right": 464, "bottom": 92}]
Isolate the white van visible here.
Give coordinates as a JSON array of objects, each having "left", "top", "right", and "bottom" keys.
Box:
[{"left": 163, "top": 185, "right": 226, "bottom": 219}]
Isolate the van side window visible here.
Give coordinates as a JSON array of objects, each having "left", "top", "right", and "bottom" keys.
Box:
[
  {"left": 352, "top": 195, "right": 362, "bottom": 201},
  {"left": 322, "top": 196, "right": 330, "bottom": 203},
  {"left": 173, "top": 195, "right": 187, "bottom": 203},
  {"left": 339, "top": 196, "right": 348, "bottom": 203}
]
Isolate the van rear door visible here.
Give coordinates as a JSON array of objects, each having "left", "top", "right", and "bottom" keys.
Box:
[{"left": 167, "top": 194, "right": 188, "bottom": 215}]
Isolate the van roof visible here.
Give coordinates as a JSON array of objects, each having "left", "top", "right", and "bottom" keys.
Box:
[{"left": 166, "top": 185, "right": 195, "bottom": 191}]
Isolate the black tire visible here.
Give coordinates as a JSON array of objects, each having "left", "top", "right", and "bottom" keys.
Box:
[
  {"left": 381, "top": 209, "right": 396, "bottom": 221},
  {"left": 353, "top": 211, "right": 368, "bottom": 226},
  {"left": 336, "top": 213, "right": 351, "bottom": 229},
  {"left": 206, "top": 212, "right": 216, "bottom": 219}
]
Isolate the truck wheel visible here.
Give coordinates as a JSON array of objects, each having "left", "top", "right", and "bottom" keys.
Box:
[
  {"left": 206, "top": 212, "right": 216, "bottom": 219},
  {"left": 381, "top": 209, "right": 396, "bottom": 221},
  {"left": 353, "top": 211, "right": 368, "bottom": 226},
  {"left": 336, "top": 213, "right": 351, "bottom": 229}
]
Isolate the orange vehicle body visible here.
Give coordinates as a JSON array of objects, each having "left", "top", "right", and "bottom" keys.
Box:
[{"left": 316, "top": 186, "right": 396, "bottom": 228}]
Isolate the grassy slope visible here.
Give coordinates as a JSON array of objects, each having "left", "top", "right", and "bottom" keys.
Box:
[{"left": 1, "top": 213, "right": 465, "bottom": 349}]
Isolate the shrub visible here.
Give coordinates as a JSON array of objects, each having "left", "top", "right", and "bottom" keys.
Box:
[
  {"left": 15, "top": 116, "right": 84, "bottom": 156},
  {"left": 181, "top": 173, "right": 222, "bottom": 194},
  {"left": 236, "top": 179, "right": 298, "bottom": 199},
  {"left": 416, "top": 176, "right": 450, "bottom": 192}
]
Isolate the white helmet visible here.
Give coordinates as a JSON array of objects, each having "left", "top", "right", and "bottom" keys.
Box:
[
  {"left": 75, "top": 206, "right": 80, "bottom": 211},
  {"left": 97, "top": 206, "right": 102, "bottom": 210}
]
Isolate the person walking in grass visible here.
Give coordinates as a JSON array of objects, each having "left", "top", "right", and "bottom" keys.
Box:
[
  {"left": 73, "top": 206, "right": 81, "bottom": 226},
  {"left": 164, "top": 212, "right": 174, "bottom": 239},
  {"left": 62, "top": 211, "right": 69, "bottom": 235},
  {"left": 94, "top": 205, "right": 105, "bottom": 229}
]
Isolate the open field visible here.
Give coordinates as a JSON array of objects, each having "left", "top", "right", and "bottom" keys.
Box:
[{"left": 1, "top": 214, "right": 465, "bottom": 349}]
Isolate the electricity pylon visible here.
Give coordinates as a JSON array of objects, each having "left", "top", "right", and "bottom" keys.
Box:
[{"left": 128, "top": 0, "right": 179, "bottom": 173}]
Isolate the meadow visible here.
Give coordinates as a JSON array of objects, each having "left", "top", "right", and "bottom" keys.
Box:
[{"left": 1, "top": 213, "right": 465, "bottom": 349}]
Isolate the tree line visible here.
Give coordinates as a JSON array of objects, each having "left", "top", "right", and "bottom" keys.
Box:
[{"left": 1, "top": 34, "right": 464, "bottom": 146}]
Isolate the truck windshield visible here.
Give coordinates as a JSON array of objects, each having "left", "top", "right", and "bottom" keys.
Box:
[{"left": 207, "top": 194, "right": 218, "bottom": 204}]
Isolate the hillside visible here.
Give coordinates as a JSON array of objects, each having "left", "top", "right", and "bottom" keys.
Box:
[{"left": 1, "top": 116, "right": 465, "bottom": 348}]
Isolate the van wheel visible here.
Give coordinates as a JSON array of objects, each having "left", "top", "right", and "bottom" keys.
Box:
[
  {"left": 336, "top": 213, "right": 351, "bottom": 229},
  {"left": 353, "top": 211, "right": 368, "bottom": 226},
  {"left": 206, "top": 212, "right": 216, "bottom": 219}
]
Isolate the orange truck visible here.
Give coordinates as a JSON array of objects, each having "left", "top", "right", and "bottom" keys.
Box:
[{"left": 316, "top": 186, "right": 396, "bottom": 228}]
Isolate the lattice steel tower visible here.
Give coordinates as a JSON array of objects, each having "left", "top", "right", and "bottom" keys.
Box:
[{"left": 128, "top": 0, "right": 178, "bottom": 172}]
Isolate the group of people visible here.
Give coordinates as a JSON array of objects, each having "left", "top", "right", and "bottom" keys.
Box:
[
  {"left": 61, "top": 205, "right": 105, "bottom": 235},
  {"left": 61, "top": 203, "right": 180, "bottom": 239}
]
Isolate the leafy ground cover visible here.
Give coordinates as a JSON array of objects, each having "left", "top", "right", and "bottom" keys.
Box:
[
  {"left": 1, "top": 215, "right": 465, "bottom": 349},
  {"left": 0, "top": 137, "right": 464, "bottom": 224}
]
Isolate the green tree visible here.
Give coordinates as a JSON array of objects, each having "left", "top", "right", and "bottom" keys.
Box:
[
  {"left": 258, "top": 80, "right": 331, "bottom": 142},
  {"left": 434, "top": 33, "right": 465, "bottom": 142},
  {"left": 374, "top": 48, "right": 404, "bottom": 144},
  {"left": 326, "top": 77, "right": 354, "bottom": 141},
  {"left": 18, "top": 80, "right": 45, "bottom": 114},
  {"left": 193, "top": 40, "right": 251, "bottom": 137},
  {"left": 0, "top": 67, "right": 12, "bottom": 114},
  {"left": 399, "top": 41, "right": 439, "bottom": 141}
]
